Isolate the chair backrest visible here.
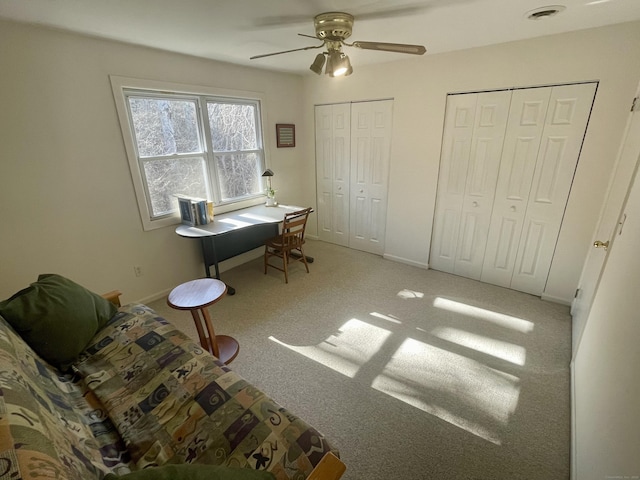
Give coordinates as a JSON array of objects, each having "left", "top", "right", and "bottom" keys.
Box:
[{"left": 281, "top": 207, "right": 312, "bottom": 246}]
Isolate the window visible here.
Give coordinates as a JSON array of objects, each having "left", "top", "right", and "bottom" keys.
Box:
[{"left": 111, "top": 76, "right": 267, "bottom": 230}]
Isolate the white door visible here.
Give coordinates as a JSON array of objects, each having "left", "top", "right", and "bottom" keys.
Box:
[
  {"left": 431, "top": 90, "right": 511, "bottom": 279},
  {"left": 481, "top": 87, "right": 552, "bottom": 287},
  {"left": 572, "top": 141, "right": 640, "bottom": 480},
  {"left": 429, "top": 93, "right": 478, "bottom": 273},
  {"left": 571, "top": 89, "right": 640, "bottom": 354},
  {"left": 349, "top": 100, "right": 393, "bottom": 255},
  {"left": 480, "top": 83, "right": 597, "bottom": 294},
  {"left": 315, "top": 103, "right": 351, "bottom": 246},
  {"left": 510, "top": 83, "right": 597, "bottom": 295}
]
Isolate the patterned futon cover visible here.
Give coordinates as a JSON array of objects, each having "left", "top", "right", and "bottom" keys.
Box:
[
  {"left": 0, "top": 314, "right": 131, "bottom": 480},
  {"left": 74, "top": 304, "right": 338, "bottom": 479}
]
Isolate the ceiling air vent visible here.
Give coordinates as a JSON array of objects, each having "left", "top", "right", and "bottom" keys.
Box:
[{"left": 525, "top": 5, "right": 566, "bottom": 20}]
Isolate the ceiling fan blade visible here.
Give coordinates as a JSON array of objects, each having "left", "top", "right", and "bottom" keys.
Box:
[
  {"left": 354, "top": 5, "right": 431, "bottom": 21},
  {"left": 351, "top": 41, "right": 426, "bottom": 55},
  {"left": 253, "top": 15, "right": 313, "bottom": 28},
  {"left": 250, "top": 44, "right": 323, "bottom": 60}
]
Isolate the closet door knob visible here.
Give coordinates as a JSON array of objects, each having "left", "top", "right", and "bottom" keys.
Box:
[
  {"left": 472, "top": 201, "right": 479, "bottom": 207},
  {"left": 510, "top": 205, "right": 516, "bottom": 212},
  {"left": 359, "top": 189, "right": 364, "bottom": 193}
]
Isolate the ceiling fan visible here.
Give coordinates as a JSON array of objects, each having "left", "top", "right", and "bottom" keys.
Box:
[{"left": 249, "top": 12, "right": 427, "bottom": 77}]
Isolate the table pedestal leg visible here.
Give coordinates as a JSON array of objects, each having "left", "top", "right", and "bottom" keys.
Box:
[
  {"left": 190, "top": 309, "right": 209, "bottom": 352},
  {"left": 200, "top": 307, "right": 220, "bottom": 358},
  {"left": 189, "top": 307, "right": 239, "bottom": 364}
]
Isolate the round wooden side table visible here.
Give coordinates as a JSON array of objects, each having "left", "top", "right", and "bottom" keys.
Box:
[{"left": 167, "top": 278, "right": 239, "bottom": 364}]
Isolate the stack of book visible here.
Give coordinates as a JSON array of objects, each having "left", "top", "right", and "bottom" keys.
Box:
[{"left": 177, "top": 196, "right": 214, "bottom": 226}]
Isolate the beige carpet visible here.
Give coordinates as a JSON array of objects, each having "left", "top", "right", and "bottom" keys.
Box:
[{"left": 148, "top": 239, "right": 571, "bottom": 480}]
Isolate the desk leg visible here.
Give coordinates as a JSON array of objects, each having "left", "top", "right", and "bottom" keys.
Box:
[
  {"left": 290, "top": 253, "right": 314, "bottom": 263},
  {"left": 200, "top": 238, "right": 236, "bottom": 296}
]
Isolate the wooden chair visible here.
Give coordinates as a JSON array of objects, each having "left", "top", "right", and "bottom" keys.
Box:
[{"left": 264, "top": 207, "right": 312, "bottom": 283}]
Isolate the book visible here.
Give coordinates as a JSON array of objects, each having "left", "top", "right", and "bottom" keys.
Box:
[
  {"left": 196, "top": 200, "right": 208, "bottom": 225},
  {"left": 178, "top": 196, "right": 195, "bottom": 226},
  {"left": 176, "top": 195, "right": 211, "bottom": 226}
]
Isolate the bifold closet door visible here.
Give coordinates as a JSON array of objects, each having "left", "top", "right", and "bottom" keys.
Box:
[
  {"left": 432, "top": 82, "right": 597, "bottom": 296},
  {"left": 480, "top": 87, "right": 554, "bottom": 288},
  {"left": 430, "top": 90, "right": 512, "bottom": 279},
  {"left": 482, "top": 83, "right": 596, "bottom": 295},
  {"left": 315, "top": 100, "right": 393, "bottom": 255},
  {"left": 315, "top": 103, "right": 351, "bottom": 247},
  {"left": 349, "top": 100, "right": 393, "bottom": 255}
]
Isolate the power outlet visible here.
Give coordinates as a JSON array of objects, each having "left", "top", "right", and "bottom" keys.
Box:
[{"left": 134, "top": 265, "right": 143, "bottom": 277}]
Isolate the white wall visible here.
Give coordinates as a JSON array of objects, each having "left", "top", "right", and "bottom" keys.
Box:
[
  {"left": 2, "top": 19, "right": 639, "bottom": 306},
  {"left": 0, "top": 19, "right": 304, "bottom": 303},
  {"left": 301, "top": 21, "right": 640, "bottom": 304}
]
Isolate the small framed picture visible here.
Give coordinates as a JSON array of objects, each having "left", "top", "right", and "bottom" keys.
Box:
[
  {"left": 276, "top": 124, "right": 295, "bottom": 148},
  {"left": 178, "top": 197, "right": 195, "bottom": 226}
]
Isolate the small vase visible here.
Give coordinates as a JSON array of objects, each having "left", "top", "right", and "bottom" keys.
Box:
[{"left": 266, "top": 196, "right": 277, "bottom": 207}]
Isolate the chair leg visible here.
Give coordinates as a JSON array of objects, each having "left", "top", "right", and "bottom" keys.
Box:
[
  {"left": 299, "top": 246, "right": 310, "bottom": 273},
  {"left": 283, "top": 250, "right": 289, "bottom": 283}
]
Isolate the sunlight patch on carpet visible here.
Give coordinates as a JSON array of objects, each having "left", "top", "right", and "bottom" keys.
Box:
[
  {"left": 433, "top": 297, "right": 534, "bottom": 333},
  {"left": 372, "top": 338, "right": 520, "bottom": 445},
  {"left": 269, "top": 318, "right": 391, "bottom": 378},
  {"left": 370, "top": 312, "right": 402, "bottom": 324},
  {"left": 431, "top": 327, "right": 527, "bottom": 366},
  {"left": 397, "top": 289, "right": 424, "bottom": 299},
  {"left": 269, "top": 309, "right": 523, "bottom": 444}
]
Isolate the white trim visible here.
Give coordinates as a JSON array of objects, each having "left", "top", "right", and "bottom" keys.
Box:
[
  {"left": 570, "top": 359, "right": 577, "bottom": 480},
  {"left": 134, "top": 287, "right": 174, "bottom": 305},
  {"left": 382, "top": 253, "right": 428, "bottom": 269},
  {"left": 110, "top": 75, "right": 270, "bottom": 231},
  {"left": 540, "top": 293, "right": 572, "bottom": 305}
]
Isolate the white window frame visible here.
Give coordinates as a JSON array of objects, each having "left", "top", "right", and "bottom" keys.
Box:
[{"left": 111, "top": 75, "right": 270, "bottom": 231}]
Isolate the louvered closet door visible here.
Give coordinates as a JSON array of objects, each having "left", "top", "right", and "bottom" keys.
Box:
[
  {"left": 349, "top": 100, "right": 393, "bottom": 255},
  {"left": 430, "top": 91, "right": 511, "bottom": 279},
  {"left": 315, "top": 103, "right": 351, "bottom": 246}
]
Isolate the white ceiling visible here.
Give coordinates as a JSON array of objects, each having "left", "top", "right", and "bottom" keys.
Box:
[{"left": 1, "top": 0, "right": 639, "bottom": 75}]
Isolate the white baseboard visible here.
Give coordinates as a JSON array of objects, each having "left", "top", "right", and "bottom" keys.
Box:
[
  {"left": 541, "top": 293, "right": 572, "bottom": 306},
  {"left": 383, "top": 253, "right": 428, "bottom": 269},
  {"left": 136, "top": 288, "right": 173, "bottom": 305}
]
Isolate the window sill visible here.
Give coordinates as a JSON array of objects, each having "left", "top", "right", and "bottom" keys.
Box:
[{"left": 145, "top": 196, "right": 269, "bottom": 232}]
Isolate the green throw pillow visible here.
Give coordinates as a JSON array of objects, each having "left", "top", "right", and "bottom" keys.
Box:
[
  {"left": 0, "top": 273, "right": 117, "bottom": 370},
  {"left": 103, "top": 465, "right": 275, "bottom": 480}
]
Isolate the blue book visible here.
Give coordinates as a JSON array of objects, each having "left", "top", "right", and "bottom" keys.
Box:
[{"left": 196, "top": 200, "right": 208, "bottom": 225}]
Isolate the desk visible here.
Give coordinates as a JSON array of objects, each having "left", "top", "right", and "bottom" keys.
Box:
[{"left": 176, "top": 204, "right": 311, "bottom": 295}]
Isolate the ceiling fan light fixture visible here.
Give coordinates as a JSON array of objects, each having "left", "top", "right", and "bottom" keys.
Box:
[
  {"left": 327, "top": 51, "right": 351, "bottom": 77},
  {"left": 249, "top": 12, "right": 425, "bottom": 76},
  {"left": 310, "top": 53, "right": 326, "bottom": 75},
  {"left": 344, "top": 62, "right": 353, "bottom": 77}
]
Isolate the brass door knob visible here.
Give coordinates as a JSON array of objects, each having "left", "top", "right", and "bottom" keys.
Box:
[{"left": 593, "top": 240, "right": 609, "bottom": 250}]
